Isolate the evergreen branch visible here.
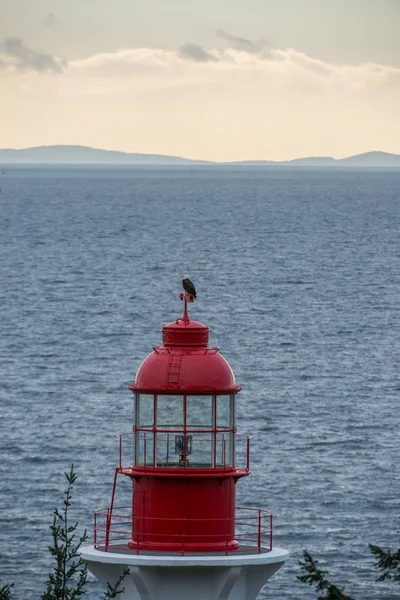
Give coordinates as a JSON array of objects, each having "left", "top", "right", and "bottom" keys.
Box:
[
  {"left": 369, "top": 544, "right": 400, "bottom": 583},
  {"left": 298, "top": 550, "right": 353, "bottom": 600},
  {"left": 41, "top": 464, "right": 88, "bottom": 600},
  {"left": 103, "top": 568, "right": 130, "bottom": 599},
  {"left": 0, "top": 581, "right": 14, "bottom": 600},
  {"left": 60, "top": 467, "right": 72, "bottom": 600}
]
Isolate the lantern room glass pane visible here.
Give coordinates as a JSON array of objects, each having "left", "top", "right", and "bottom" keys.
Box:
[
  {"left": 216, "top": 395, "right": 233, "bottom": 429},
  {"left": 135, "top": 431, "right": 154, "bottom": 467},
  {"left": 188, "top": 433, "right": 213, "bottom": 467},
  {"left": 156, "top": 395, "right": 184, "bottom": 430},
  {"left": 186, "top": 396, "right": 213, "bottom": 430},
  {"left": 155, "top": 432, "right": 178, "bottom": 467},
  {"left": 215, "top": 432, "right": 233, "bottom": 467},
  {"left": 137, "top": 394, "right": 154, "bottom": 429}
]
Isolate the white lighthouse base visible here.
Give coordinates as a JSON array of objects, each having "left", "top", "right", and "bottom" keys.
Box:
[{"left": 80, "top": 545, "right": 289, "bottom": 600}]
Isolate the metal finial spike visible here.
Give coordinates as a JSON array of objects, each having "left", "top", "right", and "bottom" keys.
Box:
[{"left": 179, "top": 293, "right": 190, "bottom": 323}]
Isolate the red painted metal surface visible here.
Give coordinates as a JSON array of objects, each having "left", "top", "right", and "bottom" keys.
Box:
[
  {"left": 130, "top": 296, "right": 240, "bottom": 394},
  {"left": 129, "top": 475, "right": 238, "bottom": 552},
  {"left": 94, "top": 506, "right": 273, "bottom": 555},
  {"left": 131, "top": 350, "right": 240, "bottom": 394},
  {"left": 95, "top": 295, "right": 272, "bottom": 554}
]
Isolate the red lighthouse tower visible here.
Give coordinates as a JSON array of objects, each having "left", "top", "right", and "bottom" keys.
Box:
[
  {"left": 82, "top": 295, "right": 288, "bottom": 600},
  {"left": 126, "top": 293, "right": 247, "bottom": 554}
]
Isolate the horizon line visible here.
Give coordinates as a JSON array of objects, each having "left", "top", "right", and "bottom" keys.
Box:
[{"left": 1, "top": 144, "right": 400, "bottom": 165}]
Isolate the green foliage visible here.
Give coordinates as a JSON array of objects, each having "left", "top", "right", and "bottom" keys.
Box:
[
  {"left": 0, "top": 581, "right": 14, "bottom": 600},
  {"left": 2, "top": 464, "right": 130, "bottom": 600},
  {"left": 40, "top": 464, "right": 130, "bottom": 600},
  {"left": 298, "top": 550, "right": 354, "bottom": 600},
  {"left": 41, "top": 465, "right": 88, "bottom": 600},
  {"left": 299, "top": 545, "right": 400, "bottom": 599},
  {"left": 369, "top": 544, "right": 400, "bottom": 583},
  {"left": 103, "top": 568, "right": 130, "bottom": 599}
]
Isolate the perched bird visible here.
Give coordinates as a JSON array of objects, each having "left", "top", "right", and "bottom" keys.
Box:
[{"left": 180, "top": 274, "right": 197, "bottom": 299}]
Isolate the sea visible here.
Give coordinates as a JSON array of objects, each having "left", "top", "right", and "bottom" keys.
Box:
[{"left": 1, "top": 165, "right": 400, "bottom": 599}]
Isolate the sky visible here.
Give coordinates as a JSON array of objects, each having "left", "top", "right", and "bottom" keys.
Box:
[{"left": 0, "top": 0, "right": 400, "bottom": 161}]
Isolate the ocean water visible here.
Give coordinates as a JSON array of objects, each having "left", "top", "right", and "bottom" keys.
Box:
[{"left": 1, "top": 165, "right": 400, "bottom": 599}]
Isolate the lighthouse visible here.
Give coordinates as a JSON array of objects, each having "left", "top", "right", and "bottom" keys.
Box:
[{"left": 80, "top": 294, "right": 288, "bottom": 599}]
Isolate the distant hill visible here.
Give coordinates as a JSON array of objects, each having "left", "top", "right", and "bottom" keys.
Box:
[
  {"left": 229, "top": 152, "right": 400, "bottom": 167},
  {"left": 338, "top": 151, "right": 400, "bottom": 167},
  {"left": 0, "top": 145, "right": 209, "bottom": 165},
  {"left": 0, "top": 145, "right": 400, "bottom": 167}
]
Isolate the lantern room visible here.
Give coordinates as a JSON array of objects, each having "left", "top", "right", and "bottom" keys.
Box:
[{"left": 132, "top": 393, "right": 235, "bottom": 469}]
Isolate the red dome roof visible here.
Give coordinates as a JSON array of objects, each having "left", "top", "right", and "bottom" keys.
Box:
[{"left": 129, "top": 300, "right": 240, "bottom": 394}]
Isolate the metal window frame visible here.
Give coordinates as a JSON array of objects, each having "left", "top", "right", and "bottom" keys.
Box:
[{"left": 134, "top": 393, "right": 237, "bottom": 469}]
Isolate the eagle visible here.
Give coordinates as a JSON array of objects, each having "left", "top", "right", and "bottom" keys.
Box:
[{"left": 180, "top": 274, "right": 197, "bottom": 299}]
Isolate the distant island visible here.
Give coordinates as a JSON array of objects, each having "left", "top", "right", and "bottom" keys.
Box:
[
  {"left": 1, "top": 145, "right": 400, "bottom": 167},
  {"left": 0, "top": 145, "right": 208, "bottom": 166}
]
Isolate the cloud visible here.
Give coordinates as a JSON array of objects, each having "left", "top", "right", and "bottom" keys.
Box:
[
  {"left": 44, "top": 13, "right": 56, "bottom": 27},
  {"left": 179, "top": 43, "right": 217, "bottom": 62},
  {"left": 0, "top": 37, "right": 65, "bottom": 73},
  {"left": 1, "top": 43, "right": 399, "bottom": 161},
  {"left": 216, "top": 29, "right": 274, "bottom": 53},
  {"left": 216, "top": 29, "right": 255, "bottom": 51},
  {"left": 66, "top": 45, "right": 400, "bottom": 90}
]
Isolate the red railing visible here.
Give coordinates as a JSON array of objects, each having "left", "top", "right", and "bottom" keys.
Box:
[
  {"left": 94, "top": 506, "right": 272, "bottom": 555},
  {"left": 115, "top": 432, "right": 251, "bottom": 472}
]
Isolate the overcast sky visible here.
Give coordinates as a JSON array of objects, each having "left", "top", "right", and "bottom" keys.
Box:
[{"left": 1, "top": 0, "right": 399, "bottom": 160}]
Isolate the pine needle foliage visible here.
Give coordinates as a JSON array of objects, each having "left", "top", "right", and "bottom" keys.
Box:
[
  {"left": 0, "top": 582, "right": 14, "bottom": 600},
  {"left": 369, "top": 544, "right": 400, "bottom": 583},
  {"left": 2, "top": 464, "right": 130, "bottom": 600},
  {"left": 298, "top": 550, "right": 354, "bottom": 600},
  {"left": 41, "top": 465, "right": 88, "bottom": 600},
  {"left": 103, "top": 569, "right": 130, "bottom": 599}
]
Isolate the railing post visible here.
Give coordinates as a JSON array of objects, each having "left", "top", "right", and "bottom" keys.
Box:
[
  {"left": 105, "top": 508, "right": 110, "bottom": 552},
  {"left": 258, "top": 510, "right": 261, "bottom": 553},
  {"left": 144, "top": 434, "right": 147, "bottom": 469},
  {"left": 94, "top": 511, "right": 97, "bottom": 548},
  {"left": 246, "top": 437, "right": 250, "bottom": 471},
  {"left": 270, "top": 513, "right": 273, "bottom": 551},
  {"left": 119, "top": 434, "right": 122, "bottom": 469},
  {"left": 166, "top": 433, "right": 169, "bottom": 465}
]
